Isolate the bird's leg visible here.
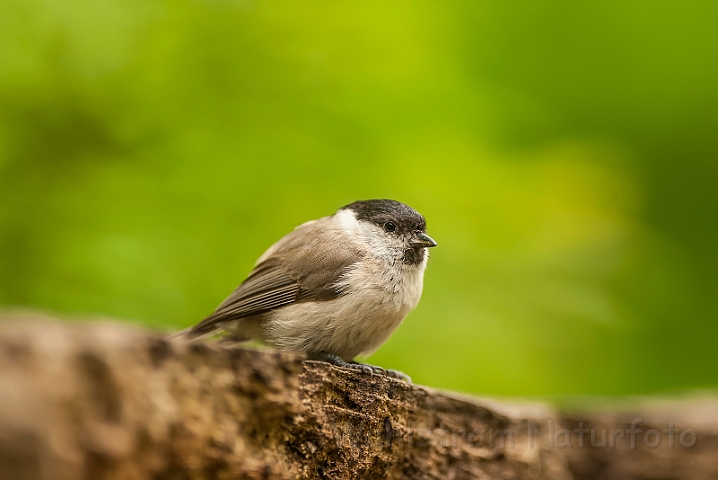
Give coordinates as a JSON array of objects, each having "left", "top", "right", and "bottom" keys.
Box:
[{"left": 310, "top": 352, "right": 411, "bottom": 382}]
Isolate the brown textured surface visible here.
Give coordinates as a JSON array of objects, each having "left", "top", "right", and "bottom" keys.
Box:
[
  {"left": 560, "top": 398, "right": 718, "bottom": 480},
  {"left": 0, "top": 319, "right": 568, "bottom": 480},
  {"left": 1, "top": 318, "right": 716, "bottom": 479}
]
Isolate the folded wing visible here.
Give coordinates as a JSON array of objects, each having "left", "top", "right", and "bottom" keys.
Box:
[{"left": 182, "top": 217, "right": 361, "bottom": 339}]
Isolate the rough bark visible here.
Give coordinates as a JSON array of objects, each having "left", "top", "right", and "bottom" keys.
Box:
[{"left": 0, "top": 317, "right": 714, "bottom": 480}]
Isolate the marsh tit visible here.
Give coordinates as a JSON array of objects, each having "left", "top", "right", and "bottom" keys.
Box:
[{"left": 171, "top": 199, "right": 436, "bottom": 381}]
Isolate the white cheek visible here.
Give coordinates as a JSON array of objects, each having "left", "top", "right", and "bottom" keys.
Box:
[
  {"left": 363, "top": 227, "right": 406, "bottom": 260},
  {"left": 334, "top": 209, "right": 362, "bottom": 233}
]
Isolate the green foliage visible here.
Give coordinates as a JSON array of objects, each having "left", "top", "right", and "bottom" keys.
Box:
[{"left": 1, "top": 0, "right": 716, "bottom": 396}]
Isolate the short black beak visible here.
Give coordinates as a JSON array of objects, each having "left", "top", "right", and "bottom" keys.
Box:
[{"left": 409, "top": 232, "right": 437, "bottom": 248}]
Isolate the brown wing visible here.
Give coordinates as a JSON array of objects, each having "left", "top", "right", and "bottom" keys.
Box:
[{"left": 184, "top": 216, "right": 361, "bottom": 339}]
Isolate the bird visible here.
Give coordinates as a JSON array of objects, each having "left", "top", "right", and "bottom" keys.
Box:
[{"left": 171, "top": 199, "right": 436, "bottom": 380}]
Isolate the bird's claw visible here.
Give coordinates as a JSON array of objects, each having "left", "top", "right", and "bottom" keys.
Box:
[
  {"left": 353, "top": 363, "right": 374, "bottom": 375},
  {"left": 386, "top": 369, "right": 411, "bottom": 382},
  {"left": 310, "top": 352, "right": 410, "bottom": 382}
]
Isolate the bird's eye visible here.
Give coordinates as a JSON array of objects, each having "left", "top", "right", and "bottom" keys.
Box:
[{"left": 383, "top": 221, "right": 397, "bottom": 233}]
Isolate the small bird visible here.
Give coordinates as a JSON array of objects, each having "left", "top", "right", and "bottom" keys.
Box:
[{"left": 172, "top": 199, "right": 436, "bottom": 380}]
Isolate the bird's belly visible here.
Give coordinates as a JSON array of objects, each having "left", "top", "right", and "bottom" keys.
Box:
[{"left": 262, "top": 273, "right": 423, "bottom": 360}]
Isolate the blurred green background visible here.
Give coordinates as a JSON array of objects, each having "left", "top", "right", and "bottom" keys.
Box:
[{"left": 1, "top": 0, "right": 716, "bottom": 397}]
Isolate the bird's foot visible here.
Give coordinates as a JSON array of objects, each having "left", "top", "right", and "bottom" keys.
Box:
[
  {"left": 310, "top": 352, "right": 411, "bottom": 382},
  {"left": 384, "top": 368, "right": 412, "bottom": 382}
]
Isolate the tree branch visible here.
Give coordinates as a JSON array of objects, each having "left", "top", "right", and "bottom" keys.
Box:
[{"left": 0, "top": 317, "right": 714, "bottom": 479}]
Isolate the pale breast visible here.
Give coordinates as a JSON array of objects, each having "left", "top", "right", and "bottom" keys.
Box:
[{"left": 261, "top": 254, "right": 427, "bottom": 360}]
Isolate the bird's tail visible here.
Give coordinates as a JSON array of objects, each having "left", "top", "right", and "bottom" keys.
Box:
[
  {"left": 166, "top": 327, "right": 192, "bottom": 341},
  {"left": 166, "top": 324, "right": 219, "bottom": 342}
]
